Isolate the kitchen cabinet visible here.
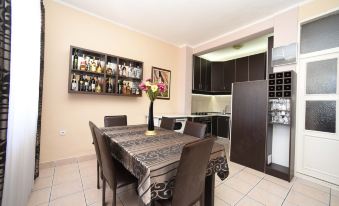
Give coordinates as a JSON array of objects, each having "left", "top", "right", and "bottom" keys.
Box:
[
  {"left": 224, "top": 60, "right": 236, "bottom": 92},
  {"left": 193, "top": 55, "right": 211, "bottom": 91},
  {"left": 211, "top": 62, "right": 224, "bottom": 91},
  {"left": 217, "top": 116, "right": 229, "bottom": 138},
  {"left": 235, "top": 57, "right": 249, "bottom": 82},
  {"left": 249, "top": 53, "right": 266, "bottom": 81},
  {"left": 212, "top": 116, "right": 218, "bottom": 136}
]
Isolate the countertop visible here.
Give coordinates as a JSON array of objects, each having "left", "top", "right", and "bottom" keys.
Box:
[{"left": 151, "top": 113, "right": 231, "bottom": 119}]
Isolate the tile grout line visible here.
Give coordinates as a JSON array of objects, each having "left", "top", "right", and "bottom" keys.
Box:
[
  {"left": 48, "top": 167, "right": 56, "bottom": 204},
  {"left": 329, "top": 189, "right": 331, "bottom": 206},
  {"left": 280, "top": 178, "right": 296, "bottom": 206},
  {"left": 234, "top": 171, "right": 265, "bottom": 205},
  {"left": 77, "top": 161, "right": 89, "bottom": 205}
]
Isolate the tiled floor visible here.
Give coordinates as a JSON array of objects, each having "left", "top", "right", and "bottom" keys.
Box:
[{"left": 28, "top": 142, "right": 339, "bottom": 206}]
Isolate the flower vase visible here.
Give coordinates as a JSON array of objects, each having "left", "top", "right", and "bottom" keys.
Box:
[{"left": 145, "top": 101, "right": 156, "bottom": 136}]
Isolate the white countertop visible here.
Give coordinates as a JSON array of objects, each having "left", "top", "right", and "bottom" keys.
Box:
[{"left": 151, "top": 113, "right": 231, "bottom": 119}]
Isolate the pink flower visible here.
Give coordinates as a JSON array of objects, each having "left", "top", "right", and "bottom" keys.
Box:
[
  {"left": 157, "top": 83, "right": 166, "bottom": 93},
  {"left": 139, "top": 82, "right": 148, "bottom": 91}
]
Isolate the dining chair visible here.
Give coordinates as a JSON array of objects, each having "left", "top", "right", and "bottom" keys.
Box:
[
  {"left": 89, "top": 121, "right": 103, "bottom": 189},
  {"left": 183, "top": 121, "right": 207, "bottom": 138},
  {"left": 160, "top": 117, "right": 176, "bottom": 130},
  {"left": 155, "top": 138, "right": 215, "bottom": 206},
  {"left": 104, "top": 115, "right": 127, "bottom": 127},
  {"left": 90, "top": 121, "right": 137, "bottom": 206}
]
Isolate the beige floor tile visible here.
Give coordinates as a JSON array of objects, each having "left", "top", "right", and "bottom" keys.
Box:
[
  {"left": 82, "top": 174, "right": 100, "bottom": 190},
  {"left": 236, "top": 196, "right": 264, "bottom": 206},
  {"left": 39, "top": 168, "right": 54, "bottom": 178},
  {"left": 80, "top": 166, "right": 97, "bottom": 178},
  {"left": 234, "top": 171, "right": 262, "bottom": 186},
  {"left": 215, "top": 176, "right": 224, "bottom": 187},
  {"left": 248, "top": 187, "right": 284, "bottom": 206},
  {"left": 295, "top": 178, "right": 330, "bottom": 193},
  {"left": 49, "top": 192, "right": 86, "bottom": 206},
  {"left": 84, "top": 188, "right": 102, "bottom": 205},
  {"left": 243, "top": 167, "right": 266, "bottom": 178},
  {"left": 78, "top": 159, "right": 97, "bottom": 169},
  {"left": 256, "top": 179, "right": 289, "bottom": 198},
  {"left": 332, "top": 188, "right": 339, "bottom": 197},
  {"left": 215, "top": 196, "right": 230, "bottom": 206},
  {"left": 33, "top": 176, "right": 53, "bottom": 191},
  {"left": 27, "top": 188, "right": 51, "bottom": 206},
  {"left": 54, "top": 164, "right": 79, "bottom": 176},
  {"left": 50, "top": 180, "right": 83, "bottom": 200},
  {"left": 292, "top": 181, "right": 330, "bottom": 204},
  {"left": 331, "top": 195, "right": 339, "bottom": 206},
  {"left": 88, "top": 198, "right": 124, "bottom": 206},
  {"left": 216, "top": 184, "right": 244, "bottom": 205},
  {"left": 53, "top": 171, "right": 81, "bottom": 185},
  {"left": 281, "top": 201, "right": 298, "bottom": 206},
  {"left": 225, "top": 176, "right": 255, "bottom": 194},
  {"left": 285, "top": 190, "right": 327, "bottom": 206},
  {"left": 264, "top": 175, "right": 295, "bottom": 189},
  {"left": 118, "top": 189, "right": 141, "bottom": 206},
  {"left": 228, "top": 162, "right": 245, "bottom": 177}
]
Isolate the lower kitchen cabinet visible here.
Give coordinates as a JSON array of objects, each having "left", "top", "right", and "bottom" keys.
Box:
[{"left": 217, "top": 116, "right": 229, "bottom": 138}]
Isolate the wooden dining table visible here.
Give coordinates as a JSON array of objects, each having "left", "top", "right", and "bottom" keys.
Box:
[{"left": 100, "top": 124, "right": 229, "bottom": 206}]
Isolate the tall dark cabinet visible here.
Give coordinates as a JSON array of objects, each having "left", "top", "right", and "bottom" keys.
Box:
[
  {"left": 235, "top": 57, "right": 249, "bottom": 82},
  {"left": 230, "top": 80, "right": 268, "bottom": 172},
  {"left": 223, "top": 60, "right": 236, "bottom": 92}
]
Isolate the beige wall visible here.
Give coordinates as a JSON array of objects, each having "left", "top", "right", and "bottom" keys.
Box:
[{"left": 41, "top": 1, "right": 183, "bottom": 163}]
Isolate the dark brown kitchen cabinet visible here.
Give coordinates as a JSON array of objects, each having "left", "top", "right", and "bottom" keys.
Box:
[
  {"left": 193, "top": 55, "right": 211, "bottom": 91},
  {"left": 212, "top": 116, "right": 218, "bottom": 136},
  {"left": 217, "top": 116, "right": 229, "bottom": 138},
  {"left": 235, "top": 57, "right": 249, "bottom": 82},
  {"left": 224, "top": 60, "right": 236, "bottom": 92},
  {"left": 211, "top": 62, "right": 224, "bottom": 91},
  {"left": 193, "top": 55, "right": 201, "bottom": 90},
  {"left": 249, "top": 53, "right": 267, "bottom": 81}
]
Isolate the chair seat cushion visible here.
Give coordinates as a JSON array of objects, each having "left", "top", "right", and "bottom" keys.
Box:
[
  {"left": 155, "top": 198, "right": 172, "bottom": 206},
  {"left": 114, "top": 161, "right": 138, "bottom": 188}
]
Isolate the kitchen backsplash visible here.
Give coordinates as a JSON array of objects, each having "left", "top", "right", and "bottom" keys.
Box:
[{"left": 191, "top": 95, "right": 232, "bottom": 113}]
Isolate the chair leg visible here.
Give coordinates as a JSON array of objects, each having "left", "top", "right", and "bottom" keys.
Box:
[
  {"left": 102, "top": 179, "right": 106, "bottom": 206},
  {"left": 97, "top": 161, "right": 100, "bottom": 189},
  {"left": 112, "top": 186, "right": 116, "bottom": 206}
]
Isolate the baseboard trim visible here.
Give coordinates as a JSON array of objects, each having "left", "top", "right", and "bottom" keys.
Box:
[
  {"left": 39, "top": 153, "right": 96, "bottom": 169},
  {"left": 295, "top": 172, "right": 339, "bottom": 190}
]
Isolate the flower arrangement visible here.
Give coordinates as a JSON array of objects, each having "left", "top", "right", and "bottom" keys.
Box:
[{"left": 139, "top": 78, "right": 166, "bottom": 101}]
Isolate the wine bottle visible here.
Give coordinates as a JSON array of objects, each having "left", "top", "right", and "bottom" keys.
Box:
[
  {"left": 95, "top": 77, "right": 101, "bottom": 93},
  {"left": 118, "top": 80, "right": 122, "bottom": 94},
  {"left": 122, "top": 63, "right": 126, "bottom": 76},
  {"left": 71, "top": 73, "right": 77, "bottom": 91},
  {"left": 78, "top": 75, "right": 84, "bottom": 91},
  {"left": 96, "top": 60, "right": 102, "bottom": 73},
  {"left": 91, "top": 57, "right": 97, "bottom": 72},
  {"left": 73, "top": 49, "right": 78, "bottom": 70},
  {"left": 126, "top": 82, "right": 131, "bottom": 95},
  {"left": 91, "top": 76, "right": 96, "bottom": 92},
  {"left": 84, "top": 75, "right": 89, "bottom": 91}
]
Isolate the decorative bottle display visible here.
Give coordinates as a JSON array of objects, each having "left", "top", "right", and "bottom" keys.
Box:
[
  {"left": 95, "top": 77, "right": 102, "bottom": 93},
  {"left": 80, "top": 54, "right": 86, "bottom": 71},
  {"left": 73, "top": 50, "right": 78, "bottom": 70},
  {"left": 78, "top": 75, "right": 84, "bottom": 91},
  {"left": 91, "top": 76, "right": 96, "bottom": 92},
  {"left": 71, "top": 73, "right": 77, "bottom": 91},
  {"left": 84, "top": 75, "right": 89, "bottom": 91},
  {"left": 96, "top": 60, "right": 103, "bottom": 73}
]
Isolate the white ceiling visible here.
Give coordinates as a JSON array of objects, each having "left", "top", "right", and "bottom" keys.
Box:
[
  {"left": 57, "top": 0, "right": 305, "bottom": 47},
  {"left": 200, "top": 34, "right": 272, "bottom": 61}
]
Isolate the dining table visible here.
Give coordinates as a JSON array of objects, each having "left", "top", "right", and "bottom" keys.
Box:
[{"left": 100, "top": 124, "right": 229, "bottom": 206}]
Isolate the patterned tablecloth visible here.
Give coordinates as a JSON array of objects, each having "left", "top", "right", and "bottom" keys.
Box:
[{"left": 101, "top": 124, "right": 229, "bottom": 205}]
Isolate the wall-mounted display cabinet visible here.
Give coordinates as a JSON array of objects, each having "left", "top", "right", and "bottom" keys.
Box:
[{"left": 68, "top": 46, "right": 143, "bottom": 97}]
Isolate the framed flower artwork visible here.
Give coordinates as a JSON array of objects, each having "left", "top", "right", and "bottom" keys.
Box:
[{"left": 151, "top": 67, "right": 171, "bottom": 100}]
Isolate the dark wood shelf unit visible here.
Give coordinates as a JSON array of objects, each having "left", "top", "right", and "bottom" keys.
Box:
[
  {"left": 266, "top": 71, "right": 296, "bottom": 182},
  {"left": 68, "top": 46, "right": 143, "bottom": 97}
]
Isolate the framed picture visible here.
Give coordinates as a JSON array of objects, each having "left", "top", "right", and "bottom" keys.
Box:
[{"left": 152, "top": 67, "right": 171, "bottom": 100}]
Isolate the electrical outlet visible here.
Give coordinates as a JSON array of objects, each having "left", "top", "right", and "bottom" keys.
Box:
[{"left": 59, "top": 130, "right": 66, "bottom": 136}]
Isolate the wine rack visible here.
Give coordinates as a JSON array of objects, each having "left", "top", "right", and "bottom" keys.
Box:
[{"left": 68, "top": 46, "right": 143, "bottom": 97}]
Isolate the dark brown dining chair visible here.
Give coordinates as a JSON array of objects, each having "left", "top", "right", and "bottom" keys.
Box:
[
  {"left": 90, "top": 121, "right": 137, "bottom": 206},
  {"left": 89, "top": 121, "right": 102, "bottom": 189},
  {"left": 183, "top": 121, "right": 207, "bottom": 138},
  {"left": 104, "top": 115, "right": 127, "bottom": 127},
  {"left": 156, "top": 138, "right": 215, "bottom": 206},
  {"left": 160, "top": 117, "right": 175, "bottom": 130}
]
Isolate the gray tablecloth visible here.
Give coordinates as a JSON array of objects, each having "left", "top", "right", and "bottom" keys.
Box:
[{"left": 101, "top": 124, "right": 229, "bottom": 205}]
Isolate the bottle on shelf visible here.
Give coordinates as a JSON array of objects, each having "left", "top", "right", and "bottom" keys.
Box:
[
  {"left": 84, "top": 75, "right": 89, "bottom": 91},
  {"left": 135, "top": 87, "right": 140, "bottom": 95},
  {"left": 91, "top": 57, "right": 97, "bottom": 72},
  {"left": 122, "top": 63, "right": 127, "bottom": 77},
  {"left": 86, "top": 56, "right": 90, "bottom": 71},
  {"left": 129, "top": 63, "right": 134, "bottom": 77},
  {"left": 118, "top": 80, "right": 122, "bottom": 94},
  {"left": 96, "top": 59, "right": 103, "bottom": 73},
  {"left": 91, "top": 76, "right": 96, "bottom": 92},
  {"left": 73, "top": 49, "right": 78, "bottom": 70},
  {"left": 95, "top": 77, "right": 102, "bottom": 93},
  {"left": 71, "top": 73, "right": 77, "bottom": 91},
  {"left": 107, "top": 78, "right": 114, "bottom": 93},
  {"left": 80, "top": 54, "right": 86, "bottom": 71},
  {"left": 126, "top": 82, "right": 131, "bottom": 95},
  {"left": 78, "top": 75, "right": 84, "bottom": 91}
]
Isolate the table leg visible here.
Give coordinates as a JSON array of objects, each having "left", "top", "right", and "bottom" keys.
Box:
[{"left": 204, "top": 174, "right": 215, "bottom": 206}]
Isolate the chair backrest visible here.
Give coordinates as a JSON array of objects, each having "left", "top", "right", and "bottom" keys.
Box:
[
  {"left": 183, "top": 121, "right": 207, "bottom": 138},
  {"left": 172, "top": 138, "right": 215, "bottom": 206},
  {"left": 160, "top": 117, "right": 175, "bottom": 130},
  {"left": 92, "top": 122, "right": 116, "bottom": 187},
  {"left": 89, "top": 121, "right": 102, "bottom": 166},
  {"left": 104, "top": 115, "right": 127, "bottom": 127}
]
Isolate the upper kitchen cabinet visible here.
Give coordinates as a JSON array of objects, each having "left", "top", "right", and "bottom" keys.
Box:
[
  {"left": 235, "top": 56, "right": 249, "bottom": 82},
  {"left": 193, "top": 55, "right": 211, "bottom": 92},
  {"left": 249, "top": 53, "right": 267, "bottom": 81},
  {"left": 211, "top": 62, "right": 224, "bottom": 91},
  {"left": 224, "top": 60, "right": 236, "bottom": 92}
]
